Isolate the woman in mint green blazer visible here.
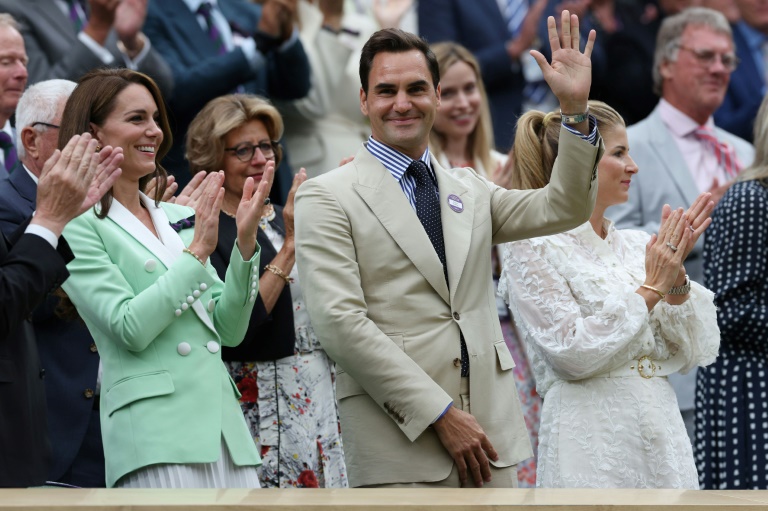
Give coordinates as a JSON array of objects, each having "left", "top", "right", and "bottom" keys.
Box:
[{"left": 57, "top": 69, "right": 274, "bottom": 488}]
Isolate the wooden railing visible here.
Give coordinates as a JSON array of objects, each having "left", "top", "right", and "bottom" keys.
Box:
[{"left": 3, "top": 488, "right": 768, "bottom": 510}]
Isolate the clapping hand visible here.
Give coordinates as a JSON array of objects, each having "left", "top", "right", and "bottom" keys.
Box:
[
  {"left": 80, "top": 145, "right": 124, "bottom": 214},
  {"left": 144, "top": 171, "right": 210, "bottom": 210},
  {"left": 678, "top": 192, "right": 714, "bottom": 262},
  {"left": 531, "top": 10, "right": 596, "bottom": 117},
  {"left": 283, "top": 168, "right": 307, "bottom": 244},
  {"left": 186, "top": 171, "right": 226, "bottom": 264},
  {"left": 235, "top": 161, "right": 276, "bottom": 261},
  {"left": 34, "top": 134, "right": 122, "bottom": 237},
  {"left": 642, "top": 208, "right": 691, "bottom": 305},
  {"left": 372, "top": 0, "right": 413, "bottom": 29}
]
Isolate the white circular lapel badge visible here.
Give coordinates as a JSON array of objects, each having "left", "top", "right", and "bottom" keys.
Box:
[{"left": 447, "top": 194, "right": 464, "bottom": 213}]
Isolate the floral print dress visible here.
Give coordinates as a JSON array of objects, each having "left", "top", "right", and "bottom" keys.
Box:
[{"left": 226, "top": 218, "right": 347, "bottom": 488}]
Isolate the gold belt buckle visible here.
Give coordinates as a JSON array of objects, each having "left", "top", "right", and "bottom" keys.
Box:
[{"left": 637, "top": 355, "right": 656, "bottom": 379}]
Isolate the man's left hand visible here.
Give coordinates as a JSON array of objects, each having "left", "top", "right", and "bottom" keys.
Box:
[
  {"left": 432, "top": 406, "right": 499, "bottom": 488},
  {"left": 530, "top": 10, "right": 595, "bottom": 115}
]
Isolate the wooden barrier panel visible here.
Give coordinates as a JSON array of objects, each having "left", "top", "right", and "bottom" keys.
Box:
[{"left": 2, "top": 488, "right": 768, "bottom": 510}]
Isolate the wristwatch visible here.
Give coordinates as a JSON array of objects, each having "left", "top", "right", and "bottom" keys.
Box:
[
  {"left": 668, "top": 274, "right": 691, "bottom": 295},
  {"left": 560, "top": 108, "right": 589, "bottom": 125}
]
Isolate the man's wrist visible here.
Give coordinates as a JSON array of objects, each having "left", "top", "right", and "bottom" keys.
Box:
[
  {"left": 118, "top": 32, "right": 146, "bottom": 58},
  {"left": 559, "top": 102, "right": 589, "bottom": 116},
  {"left": 29, "top": 215, "right": 66, "bottom": 240}
]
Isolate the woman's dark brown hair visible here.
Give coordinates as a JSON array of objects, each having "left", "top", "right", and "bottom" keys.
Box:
[{"left": 58, "top": 68, "right": 172, "bottom": 217}]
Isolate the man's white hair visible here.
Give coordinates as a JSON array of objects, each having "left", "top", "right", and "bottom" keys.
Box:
[{"left": 15, "top": 79, "right": 77, "bottom": 160}]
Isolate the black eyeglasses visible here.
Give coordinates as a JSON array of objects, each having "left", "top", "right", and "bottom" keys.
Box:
[
  {"left": 31, "top": 121, "right": 60, "bottom": 130},
  {"left": 224, "top": 141, "right": 279, "bottom": 162},
  {"left": 676, "top": 45, "right": 740, "bottom": 72}
]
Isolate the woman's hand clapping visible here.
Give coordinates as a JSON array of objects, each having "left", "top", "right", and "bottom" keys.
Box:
[
  {"left": 282, "top": 168, "right": 307, "bottom": 246},
  {"left": 640, "top": 207, "right": 690, "bottom": 309},
  {"left": 186, "top": 171, "right": 226, "bottom": 264},
  {"left": 235, "top": 161, "right": 276, "bottom": 261}
]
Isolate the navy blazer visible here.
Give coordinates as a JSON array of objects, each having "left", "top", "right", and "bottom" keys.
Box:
[
  {"left": 0, "top": 0, "right": 174, "bottom": 99},
  {"left": 714, "top": 22, "right": 765, "bottom": 143},
  {"left": 418, "top": 0, "right": 527, "bottom": 151},
  {"left": 144, "top": 0, "right": 311, "bottom": 185},
  {"left": 0, "top": 221, "right": 72, "bottom": 487},
  {"left": 211, "top": 207, "right": 295, "bottom": 362},
  {"left": 0, "top": 169, "right": 103, "bottom": 486}
]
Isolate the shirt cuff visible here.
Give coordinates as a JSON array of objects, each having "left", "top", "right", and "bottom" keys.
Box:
[
  {"left": 25, "top": 223, "right": 59, "bottom": 249},
  {"left": 431, "top": 402, "right": 453, "bottom": 424},
  {"left": 277, "top": 28, "right": 300, "bottom": 53},
  {"left": 77, "top": 31, "right": 116, "bottom": 65},
  {"left": 562, "top": 114, "right": 598, "bottom": 145},
  {"left": 119, "top": 34, "right": 151, "bottom": 70},
  {"left": 239, "top": 38, "right": 267, "bottom": 74}
]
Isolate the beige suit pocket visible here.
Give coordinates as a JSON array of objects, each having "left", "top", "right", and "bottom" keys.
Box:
[
  {"left": 105, "top": 370, "right": 175, "bottom": 416},
  {"left": 335, "top": 369, "right": 365, "bottom": 400},
  {"left": 494, "top": 339, "right": 516, "bottom": 371}
]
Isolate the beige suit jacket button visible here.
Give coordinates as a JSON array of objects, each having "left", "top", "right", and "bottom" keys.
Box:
[
  {"left": 206, "top": 340, "right": 220, "bottom": 354},
  {"left": 453, "top": 312, "right": 460, "bottom": 320},
  {"left": 177, "top": 342, "right": 192, "bottom": 356},
  {"left": 453, "top": 358, "right": 461, "bottom": 367}
]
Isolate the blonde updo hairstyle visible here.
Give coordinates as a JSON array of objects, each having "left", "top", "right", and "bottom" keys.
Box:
[
  {"left": 509, "top": 100, "right": 625, "bottom": 190},
  {"left": 186, "top": 94, "right": 284, "bottom": 176}
]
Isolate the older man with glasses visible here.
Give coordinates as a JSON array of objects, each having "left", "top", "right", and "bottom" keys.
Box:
[{"left": 607, "top": 6, "right": 755, "bottom": 446}]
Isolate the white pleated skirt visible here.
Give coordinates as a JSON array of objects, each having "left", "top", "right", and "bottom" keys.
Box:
[{"left": 116, "top": 438, "right": 261, "bottom": 488}]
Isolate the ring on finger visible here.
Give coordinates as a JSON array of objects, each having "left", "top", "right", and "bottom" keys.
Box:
[
  {"left": 666, "top": 242, "right": 678, "bottom": 252},
  {"left": 689, "top": 225, "right": 695, "bottom": 232}
]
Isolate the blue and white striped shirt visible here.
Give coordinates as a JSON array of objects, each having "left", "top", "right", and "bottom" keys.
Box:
[
  {"left": 366, "top": 137, "right": 436, "bottom": 210},
  {"left": 366, "top": 117, "right": 598, "bottom": 207}
]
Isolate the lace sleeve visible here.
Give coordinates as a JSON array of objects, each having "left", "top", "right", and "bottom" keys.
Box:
[
  {"left": 499, "top": 239, "right": 653, "bottom": 383},
  {"left": 650, "top": 282, "right": 720, "bottom": 373}
]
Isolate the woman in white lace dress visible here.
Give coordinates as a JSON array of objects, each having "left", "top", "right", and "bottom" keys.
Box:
[{"left": 499, "top": 101, "right": 720, "bottom": 489}]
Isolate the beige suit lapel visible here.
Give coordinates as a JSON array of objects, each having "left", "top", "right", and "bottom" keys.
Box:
[
  {"left": 351, "top": 148, "right": 450, "bottom": 304},
  {"left": 433, "top": 159, "right": 474, "bottom": 302}
]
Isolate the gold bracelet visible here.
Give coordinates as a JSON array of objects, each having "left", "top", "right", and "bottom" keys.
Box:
[
  {"left": 264, "top": 264, "right": 293, "bottom": 284},
  {"left": 640, "top": 284, "right": 666, "bottom": 300},
  {"left": 183, "top": 247, "right": 206, "bottom": 266}
]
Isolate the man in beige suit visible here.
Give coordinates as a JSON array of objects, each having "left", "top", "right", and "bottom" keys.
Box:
[{"left": 295, "top": 13, "right": 602, "bottom": 488}]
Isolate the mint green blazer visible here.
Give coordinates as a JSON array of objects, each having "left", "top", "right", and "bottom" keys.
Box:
[{"left": 62, "top": 195, "right": 261, "bottom": 487}]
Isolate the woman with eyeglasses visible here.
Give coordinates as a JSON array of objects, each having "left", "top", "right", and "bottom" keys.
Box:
[{"left": 186, "top": 94, "right": 348, "bottom": 489}]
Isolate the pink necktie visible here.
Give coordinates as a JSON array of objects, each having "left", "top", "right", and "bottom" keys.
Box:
[{"left": 694, "top": 126, "right": 742, "bottom": 178}]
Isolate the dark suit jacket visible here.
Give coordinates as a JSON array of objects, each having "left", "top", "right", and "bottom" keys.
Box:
[
  {"left": 211, "top": 208, "right": 295, "bottom": 362},
  {"left": 418, "top": 0, "right": 529, "bottom": 151},
  {"left": 577, "top": 0, "right": 655, "bottom": 126},
  {"left": 0, "top": 169, "right": 104, "bottom": 486},
  {"left": 714, "top": 22, "right": 764, "bottom": 143},
  {"left": 143, "top": 0, "right": 311, "bottom": 188},
  {"left": 0, "top": 0, "right": 174, "bottom": 99},
  {"left": 0, "top": 223, "right": 71, "bottom": 487}
]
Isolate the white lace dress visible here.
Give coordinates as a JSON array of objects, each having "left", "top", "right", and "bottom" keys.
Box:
[{"left": 498, "top": 220, "right": 720, "bottom": 489}]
